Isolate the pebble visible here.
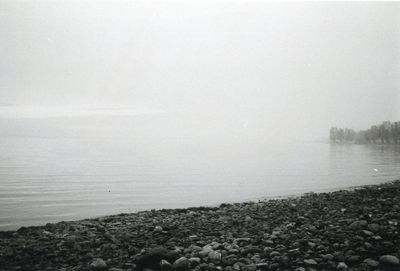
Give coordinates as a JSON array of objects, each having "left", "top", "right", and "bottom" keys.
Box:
[
  {"left": 2, "top": 181, "right": 400, "bottom": 271},
  {"left": 199, "top": 245, "right": 214, "bottom": 258},
  {"left": 349, "top": 220, "right": 367, "bottom": 230},
  {"left": 160, "top": 259, "right": 172, "bottom": 271},
  {"left": 208, "top": 251, "right": 222, "bottom": 263},
  {"left": 304, "top": 259, "right": 317, "bottom": 265},
  {"left": 173, "top": 257, "right": 189, "bottom": 269},
  {"left": 336, "top": 262, "right": 348, "bottom": 270},
  {"left": 363, "top": 258, "right": 379, "bottom": 267},
  {"left": 379, "top": 255, "right": 400, "bottom": 265},
  {"left": 89, "top": 258, "right": 107, "bottom": 270}
]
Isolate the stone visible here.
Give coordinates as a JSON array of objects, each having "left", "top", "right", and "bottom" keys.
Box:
[
  {"left": 322, "top": 254, "right": 334, "bottom": 261},
  {"left": 367, "top": 223, "right": 380, "bottom": 232},
  {"left": 208, "top": 251, "right": 222, "bottom": 263},
  {"left": 189, "top": 257, "right": 201, "bottom": 264},
  {"left": 154, "top": 226, "right": 163, "bottom": 232},
  {"left": 135, "top": 247, "right": 179, "bottom": 270},
  {"left": 349, "top": 220, "right": 367, "bottom": 230},
  {"left": 361, "top": 230, "right": 373, "bottom": 236},
  {"left": 199, "top": 245, "right": 214, "bottom": 258},
  {"left": 336, "top": 262, "right": 348, "bottom": 270},
  {"left": 363, "top": 258, "right": 379, "bottom": 267},
  {"left": 160, "top": 259, "right": 172, "bottom": 271},
  {"left": 173, "top": 257, "right": 189, "bottom": 269},
  {"left": 149, "top": 246, "right": 179, "bottom": 260},
  {"left": 244, "top": 264, "right": 256, "bottom": 271},
  {"left": 90, "top": 258, "right": 107, "bottom": 270},
  {"left": 304, "top": 259, "right": 317, "bottom": 265},
  {"left": 346, "top": 255, "right": 360, "bottom": 264},
  {"left": 379, "top": 255, "right": 399, "bottom": 265},
  {"left": 189, "top": 235, "right": 199, "bottom": 241},
  {"left": 269, "top": 251, "right": 280, "bottom": 257}
]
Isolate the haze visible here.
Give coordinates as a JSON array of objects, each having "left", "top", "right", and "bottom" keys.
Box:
[{"left": 1, "top": 1, "right": 399, "bottom": 140}]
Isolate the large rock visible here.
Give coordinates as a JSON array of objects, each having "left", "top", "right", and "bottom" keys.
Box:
[
  {"left": 336, "top": 262, "right": 348, "bottom": 270},
  {"left": 89, "top": 258, "right": 107, "bottom": 270},
  {"left": 160, "top": 259, "right": 172, "bottom": 271},
  {"left": 198, "top": 245, "right": 213, "bottom": 258},
  {"left": 348, "top": 220, "right": 368, "bottom": 230},
  {"left": 304, "top": 259, "right": 317, "bottom": 266},
  {"left": 379, "top": 255, "right": 399, "bottom": 265},
  {"left": 135, "top": 246, "right": 179, "bottom": 271},
  {"left": 173, "top": 257, "right": 189, "bottom": 270},
  {"left": 363, "top": 258, "right": 379, "bottom": 267},
  {"left": 208, "top": 251, "right": 222, "bottom": 263}
]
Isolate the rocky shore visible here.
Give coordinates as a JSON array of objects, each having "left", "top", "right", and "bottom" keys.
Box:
[{"left": 1, "top": 181, "right": 400, "bottom": 271}]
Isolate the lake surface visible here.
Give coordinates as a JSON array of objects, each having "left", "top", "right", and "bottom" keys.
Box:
[{"left": 0, "top": 117, "right": 400, "bottom": 230}]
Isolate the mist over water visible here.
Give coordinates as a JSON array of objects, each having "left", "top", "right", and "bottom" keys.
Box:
[
  {"left": 0, "top": 116, "right": 399, "bottom": 230},
  {"left": 0, "top": 1, "right": 400, "bottom": 230}
]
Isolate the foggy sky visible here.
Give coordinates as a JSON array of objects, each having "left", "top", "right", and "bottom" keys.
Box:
[{"left": 0, "top": 1, "right": 399, "bottom": 137}]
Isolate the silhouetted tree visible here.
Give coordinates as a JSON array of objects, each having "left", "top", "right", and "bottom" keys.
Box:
[{"left": 329, "top": 120, "right": 400, "bottom": 144}]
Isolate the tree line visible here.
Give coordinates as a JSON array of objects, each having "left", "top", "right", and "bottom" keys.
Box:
[{"left": 330, "top": 121, "right": 400, "bottom": 144}]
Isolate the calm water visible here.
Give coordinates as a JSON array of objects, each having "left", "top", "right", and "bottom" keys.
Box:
[{"left": 0, "top": 117, "right": 400, "bottom": 230}]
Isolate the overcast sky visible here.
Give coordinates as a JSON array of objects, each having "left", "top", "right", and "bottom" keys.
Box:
[{"left": 0, "top": 1, "right": 399, "bottom": 136}]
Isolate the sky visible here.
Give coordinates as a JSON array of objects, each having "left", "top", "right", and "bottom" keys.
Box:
[{"left": 0, "top": 1, "right": 399, "bottom": 138}]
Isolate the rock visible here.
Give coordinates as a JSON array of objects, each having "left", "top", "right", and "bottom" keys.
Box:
[
  {"left": 269, "top": 251, "right": 280, "bottom": 257},
  {"left": 361, "top": 230, "right": 373, "bottom": 236},
  {"left": 208, "top": 251, "right": 222, "bottom": 263},
  {"left": 188, "top": 257, "right": 201, "bottom": 267},
  {"left": 232, "top": 263, "right": 242, "bottom": 271},
  {"left": 190, "top": 245, "right": 202, "bottom": 252},
  {"left": 304, "top": 259, "right": 317, "bottom": 266},
  {"left": 294, "top": 268, "right": 306, "bottom": 271},
  {"left": 189, "top": 235, "right": 199, "bottom": 241},
  {"left": 322, "top": 254, "right": 334, "bottom": 261},
  {"left": 363, "top": 258, "right": 379, "bottom": 267},
  {"left": 336, "top": 262, "right": 348, "bottom": 270},
  {"left": 154, "top": 226, "right": 163, "bottom": 232},
  {"left": 234, "top": 238, "right": 251, "bottom": 245},
  {"left": 379, "top": 255, "right": 400, "bottom": 265},
  {"left": 90, "top": 258, "right": 107, "bottom": 270},
  {"left": 367, "top": 223, "right": 380, "bottom": 232},
  {"left": 255, "top": 263, "right": 269, "bottom": 269},
  {"left": 307, "top": 242, "right": 316, "bottom": 248},
  {"left": 244, "top": 264, "right": 256, "bottom": 271},
  {"left": 135, "top": 247, "right": 179, "bottom": 271},
  {"left": 109, "top": 268, "right": 124, "bottom": 271},
  {"left": 199, "top": 245, "right": 213, "bottom": 258},
  {"left": 160, "top": 259, "right": 172, "bottom": 271},
  {"left": 173, "top": 257, "right": 189, "bottom": 269},
  {"left": 349, "top": 220, "right": 367, "bottom": 230},
  {"left": 149, "top": 246, "right": 179, "bottom": 260}
]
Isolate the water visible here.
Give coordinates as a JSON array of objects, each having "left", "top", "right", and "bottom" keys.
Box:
[{"left": 0, "top": 117, "right": 399, "bottom": 231}]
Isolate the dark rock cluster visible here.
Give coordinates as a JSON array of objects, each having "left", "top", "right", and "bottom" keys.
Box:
[{"left": 1, "top": 180, "right": 400, "bottom": 271}]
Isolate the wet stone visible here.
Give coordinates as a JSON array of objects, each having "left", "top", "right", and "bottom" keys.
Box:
[
  {"left": 379, "top": 255, "right": 400, "bottom": 265},
  {"left": 363, "top": 258, "right": 379, "bottom": 267},
  {"left": 173, "top": 257, "right": 189, "bottom": 270},
  {"left": 89, "top": 258, "right": 107, "bottom": 270}
]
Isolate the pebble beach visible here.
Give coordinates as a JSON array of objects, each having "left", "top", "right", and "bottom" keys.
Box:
[{"left": 1, "top": 180, "right": 400, "bottom": 271}]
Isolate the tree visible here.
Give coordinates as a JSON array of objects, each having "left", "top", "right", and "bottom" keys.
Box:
[{"left": 330, "top": 127, "right": 338, "bottom": 141}]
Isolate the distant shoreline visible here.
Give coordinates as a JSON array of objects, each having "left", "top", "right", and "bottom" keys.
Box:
[{"left": 1, "top": 180, "right": 400, "bottom": 270}]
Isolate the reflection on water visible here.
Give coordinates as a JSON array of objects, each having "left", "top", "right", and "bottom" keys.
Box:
[
  {"left": 328, "top": 143, "right": 400, "bottom": 187},
  {"left": 0, "top": 124, "right": 399, "bottom": 230}
]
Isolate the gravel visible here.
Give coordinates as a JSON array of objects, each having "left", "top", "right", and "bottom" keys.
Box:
[{"left": 1, "top": 180, "right": 400, "bottom": 271}]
